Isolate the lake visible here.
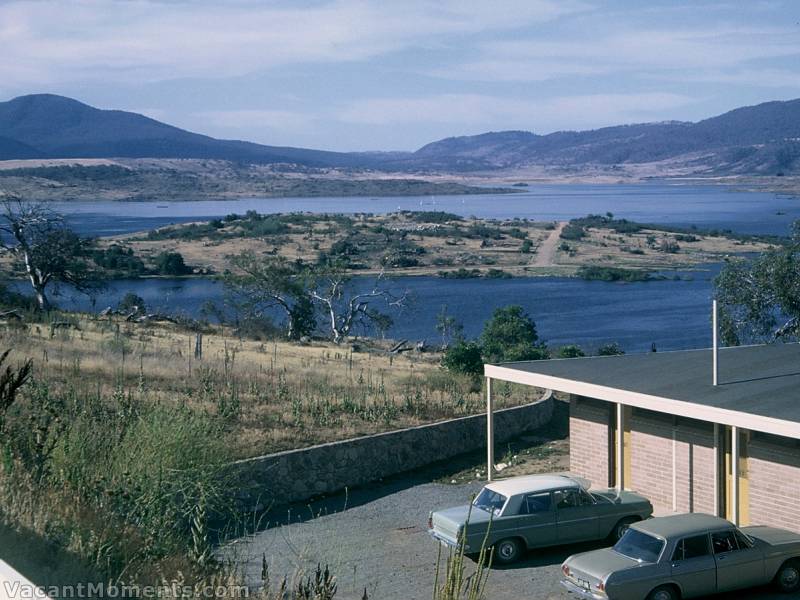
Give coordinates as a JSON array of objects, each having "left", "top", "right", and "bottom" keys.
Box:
[
  {"left": 32, "top": 267, "right": 719, "bottom": 354},
  {"left": 51, "top": 182, "right": 800, "bottom": 237},
  {"left": 19, "top": 182, "right": 792, "bottom": 353}
]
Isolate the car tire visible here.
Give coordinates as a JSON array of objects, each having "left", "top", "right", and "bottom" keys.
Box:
[
  {"left": 609, "top": 517, "right": 639, "bottom": 543},
  {"left": 493, "top": 538, "right": 523, "bottom": 565},
  {"left": 773, "top": 559, "right": 800, "bottom": 593},
  {"left": 646, "top": 585, "right": 679, "bottom": 600}
]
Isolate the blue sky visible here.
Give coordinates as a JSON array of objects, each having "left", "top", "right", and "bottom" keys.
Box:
[{"left": 2, "top": 0, "right": 799, "bottom": 151}]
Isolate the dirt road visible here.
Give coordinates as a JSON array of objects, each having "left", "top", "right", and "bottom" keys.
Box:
[{"left": 534, "top": 222, "right": 567, "bottom": 267}]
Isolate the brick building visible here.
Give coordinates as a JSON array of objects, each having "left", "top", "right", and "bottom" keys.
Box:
[{"left": 484, "top": 343, "right": 800, "bottom": 531}]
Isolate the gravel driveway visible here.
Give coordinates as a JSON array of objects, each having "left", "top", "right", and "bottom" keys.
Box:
[{"left": 222, "top": 477, "right": 792, "bottom": 600}]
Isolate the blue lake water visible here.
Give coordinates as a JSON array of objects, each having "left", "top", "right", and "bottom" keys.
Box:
[
  {"left": 52, "top": 182, "right": 800, "bottom": 237},
  {"left": 18, "top": 182, "right": 793, "bottom": 353},
  {"left": 28, "top": 267, "right": 719, "bottom": 354}
]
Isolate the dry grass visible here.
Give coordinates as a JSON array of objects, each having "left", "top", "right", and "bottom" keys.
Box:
[
  {"left": 112, "top": 212, "right": 774, "bottom": 279},
  {"left": 557, "top": 226, "right": 774, "bottom": 271},
  {"left": 0, "top": 317, "right": 540, "bottom": 460}
]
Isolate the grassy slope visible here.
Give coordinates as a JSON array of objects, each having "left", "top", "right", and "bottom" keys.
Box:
[{"left": 1, "top": 317, "right": 539, "bottom": 459}]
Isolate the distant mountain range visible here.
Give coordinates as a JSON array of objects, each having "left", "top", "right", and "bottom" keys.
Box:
[{"left": 1, "top": 93, "right": 799, "bottom": 175}]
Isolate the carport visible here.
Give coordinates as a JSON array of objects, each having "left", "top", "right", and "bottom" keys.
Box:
[{"left": 483, "top": 343, "right": 800, "bottom": 529}]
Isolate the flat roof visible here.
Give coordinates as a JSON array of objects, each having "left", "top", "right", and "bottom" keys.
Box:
[{"left": 484, "top": 343, "right": 800, "bottom": 439}]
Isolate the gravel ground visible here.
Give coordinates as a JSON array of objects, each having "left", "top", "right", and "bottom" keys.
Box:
[{"left": 222, "top": 478, "right": 792, "bottom": 600}]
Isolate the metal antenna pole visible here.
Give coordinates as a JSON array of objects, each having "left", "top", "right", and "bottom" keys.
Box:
[{"left": 712, "top": 299, "right": 719, "bottom": 386}]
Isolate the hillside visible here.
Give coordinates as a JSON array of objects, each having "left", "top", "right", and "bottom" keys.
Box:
[
  {"left": 0, "top": 94, "right": 799, "bottom": 175},
  {"left": 395, "top": 99, "right": 800, "bottom": 173},
  {"left": 0, "top": 94, "right": 371, "bottom": 167}
]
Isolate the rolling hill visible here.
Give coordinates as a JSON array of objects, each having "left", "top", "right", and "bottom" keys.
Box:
[
  {"left": 0, "top": 94, "right": 370, "bottom": 167},
  {"left": 0, "top": 93, "right": 799, "bottom": 175}
]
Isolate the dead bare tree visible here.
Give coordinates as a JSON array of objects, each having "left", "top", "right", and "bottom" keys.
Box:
[
  {"left": 309, "top": 261, "right": 407, "bottom": 344},
  {"left": 0, "top": 195, "right": 98, "bottom": 310}
]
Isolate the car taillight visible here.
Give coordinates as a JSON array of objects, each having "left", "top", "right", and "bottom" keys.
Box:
[
  {"left": 596, "top": 581, "right": 605, "bottom": 591},
  {"left": 561, "top": 564, "right": 570, "bottom": 577}
]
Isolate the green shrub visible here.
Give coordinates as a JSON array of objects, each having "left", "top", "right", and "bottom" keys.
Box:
[
  {"left": 577, "top": 266, "right": 651, "bottom": 282},
  {"left": 597, "top": 342, "right": 625, "bottom": 356},
  {"left": 441, "top": 341, "right": 484, "bottom": 376},
  {"left": 153, "top": 251, "right": 192, "bottom": 275},
  {"left": 557, "top": 345, "right": 585, "bottom": 358},
  {"left": 480, "top": 306, "right": 548, "bottom": 363}
]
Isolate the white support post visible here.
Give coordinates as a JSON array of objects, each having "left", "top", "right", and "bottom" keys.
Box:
[
  {"left": 731, "top": 425, "right": 740, "bottom": 525},
  {"left": 616, "top": 403, "right": 625, "bottom": 491},
  {"left": 713, "top": 299, "right": 719, "bottom": 386},
  {"left": 486, "top": 377, "right": 494, "bottom": 482},
  {"left": 713, "top": 423, "right": 720, "bottom": 517}
]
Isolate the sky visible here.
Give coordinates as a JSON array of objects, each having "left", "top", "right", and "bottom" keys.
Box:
[{"left": 1, "top": 0, "right": 800, "bottom": 151}]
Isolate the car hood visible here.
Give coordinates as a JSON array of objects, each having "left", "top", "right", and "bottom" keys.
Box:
[
  {"left": 565, "top": 548, "right": 642, "bottom": 584},
  {"left": 433, "top": 505, "right": 493, "bottom": 527},
  {"left": 743, "top": 525, "right": 800, "bottom": 548},
  {"left": 592, "top": 488, "right": 651, "bottom": 506}
]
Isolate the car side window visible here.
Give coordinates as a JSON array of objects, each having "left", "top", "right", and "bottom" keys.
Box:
[
  {"left": 554, "top": 489, "right": 576, "bottom": 509},
  {"left": 734, "top": 530, "right": 753, "bottom": 549},
  {"left": 520, "top": 492, "right": 552, "bottom": 515},
  {"left": 578, "top": 489, "right": 595, "bottom": 505},
  {"left": 672, "top": 535, "right": 711, "bottom": 561},
  {"left": 712, "top": 531, "right": 739, "bottom": 554}
]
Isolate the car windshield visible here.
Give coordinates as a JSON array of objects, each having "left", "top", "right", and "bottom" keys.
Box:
[
  {"left": 473, "top": 487, "right": 507, "bottom": 516},
  {"left": 613, "top": 529, "right": 665, "bottom": 563}
]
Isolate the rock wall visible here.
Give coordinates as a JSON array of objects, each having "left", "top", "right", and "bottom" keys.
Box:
[{"left": 233, "top": 394, "right": 554, "bottom": 507}]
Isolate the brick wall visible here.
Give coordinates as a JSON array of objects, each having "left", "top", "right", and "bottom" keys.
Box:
[
  {"left": 629, "top": 411, "right": 673, "bottom": 511},
  {"left": 748, "top": 435, "right": 800, "bottom": 532},
  {"left": 629, "top": 410, "right": 715, "bottom": 515},
  {"left": 571, "top": 398, "right": 719, "bottom": 514},
  {"left": 569, "top": 395, "right": 611, "bottom": 488}
]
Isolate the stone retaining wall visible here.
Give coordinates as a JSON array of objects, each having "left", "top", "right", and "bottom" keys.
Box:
[{"left": 233, "top": 394, "right": 554, "bottom": 507}]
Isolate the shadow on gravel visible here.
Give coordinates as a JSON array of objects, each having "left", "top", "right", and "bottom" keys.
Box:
[
  {"left": 487, "top": 539, "right": 608, "bottom": 571},
  {"left": 244, "top": 400, "right": 569, "bottom": 535}
]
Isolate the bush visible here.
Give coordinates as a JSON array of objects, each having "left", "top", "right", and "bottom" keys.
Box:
[
  {"left": 558, "top": 345, "right": 585, "bottom": 358},
  {"left": 560, "top": 223, "right": 585, "bottom": 240},
  {"left": 480, "top": 305, "right": 548, "bottom": 363},
  {"left": 577, "top": 266, "right": 650, "bottom": 282},
  {"left": 48, "top": 404, "right": 231, "bottom": 558},
  {"left": 153, "top": 251, "right": 191, "bottom": 275},
  {"left": 597, "top": 342, "right": 625, "bottom": 356},
  {"left": 521, "top": 239, "right": 533, "bottom": 253},
  {"left": 118, "top": 292, "right": 146, "bottom": 313},
  {"left": 441, "top": 341, "right": 484, "bottom": 376}
]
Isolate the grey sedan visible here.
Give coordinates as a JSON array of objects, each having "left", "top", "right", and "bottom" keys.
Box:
[
  {"left": 428, "top": 474, "right": 653, "bottom": 565},
  {"left": 561, "top": 513, "right": 800, "bottom": 600}
]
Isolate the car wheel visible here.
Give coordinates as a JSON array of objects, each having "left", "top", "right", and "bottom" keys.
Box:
[
  {"left": 610, "top": 517, "right": 638, "bottom": 543},
  {"left": 646, "top": 585, "right": 679, "bottom": 600},
  {"left": 493, "top": 538, "right": 522, "bottom": 564},
  {"left": 774, "top": 559, "right": 800, "bottom": 593}
]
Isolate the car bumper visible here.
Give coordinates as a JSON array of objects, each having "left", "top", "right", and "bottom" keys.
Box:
[
  {"left": 560, "top": 579, "right": 607, "bottom": 600},
  {"left": 428, "top": 529, "right": 460, "bottom": 549}
]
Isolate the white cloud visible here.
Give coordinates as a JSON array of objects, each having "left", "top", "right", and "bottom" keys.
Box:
[
  {"left": 339, "top": 92, "right": 695, "bottom": 132},
  {"left": 439, "top": 25, "right": 800, "bottom": 82},
  {"left": 0, "top": 0, "right": 589, "bottom": 87}
]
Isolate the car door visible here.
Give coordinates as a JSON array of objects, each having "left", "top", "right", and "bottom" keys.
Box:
[
  {"left": 670, "top": 534, "right": 717, "bottom": 598},
  {"left": 555, "top": 488, "right": 599, "bottom": 543},
  {"left": 511, "top": 491, "right": 557, "bottom": 548},
  {"left": 712, "top": 529, "right": 765, "bottom": 593}
]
